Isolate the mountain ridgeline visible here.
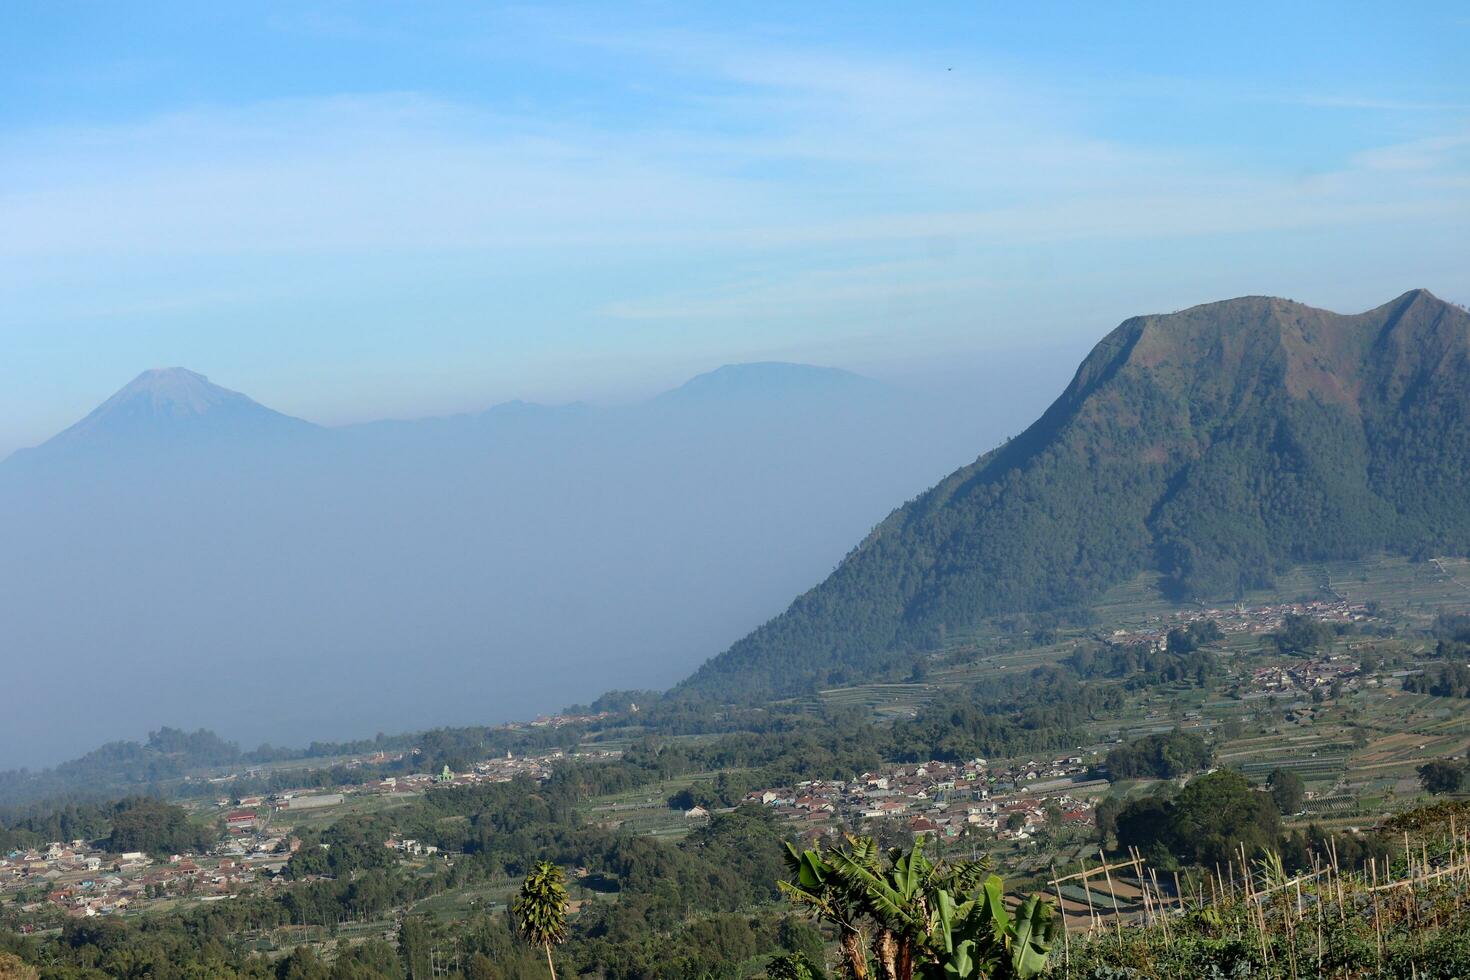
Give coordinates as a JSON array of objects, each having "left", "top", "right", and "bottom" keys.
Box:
[{"left": 682, "top": 290, "right": 1470, "bottom": 700}]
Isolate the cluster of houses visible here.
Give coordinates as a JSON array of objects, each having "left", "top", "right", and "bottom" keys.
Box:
[
  {"left": 215, "top": 792, "right": 347, "bottom": 834},
  {"left": 1107, "top": 598, "right": 1371, "bottom": 651},
  {"left": 1, "top": 833, "right": 297, "bottom": 922},
  {"left": 526, "top": 708, "right": 629, "bottom": 729},
  {"left": 350, "top": 747, "right": 606, "bottom": 798},
  {"left": 383, "top": 836, "right": 440, "bottom": 857},
  {"left": 739, "top": 757, "right": 1103, "bottom": 844},
  {"left": 1248, "top": 654, "right": 1362, "bottom": 695}
]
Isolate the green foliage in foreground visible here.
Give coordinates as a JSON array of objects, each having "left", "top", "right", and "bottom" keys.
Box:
[
  {"left": 1056, "top": 918, "right": 1470, "bottom": 980},
  {"left": 1062, "top": 800, "right": 1470, "bottom": 980},
  {"left": 512, "top": 861, "right": 569, "bottom": 980},
  {"left": 781, "top": 835, "right": 1055, "bottom": 980}
]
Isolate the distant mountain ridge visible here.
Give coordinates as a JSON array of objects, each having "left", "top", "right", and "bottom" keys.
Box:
[
  {"left": 655, "top": 362, "right": 883, "bottom": 404},
  {"left": 13, "top": 362, "right": 875, "bottom": 457},
  {"left": 680, "top": 289, "right": 1470, "bottom": 700}
]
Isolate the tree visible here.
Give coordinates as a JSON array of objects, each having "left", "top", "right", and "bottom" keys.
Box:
[
  {"left": 1170, "top": 770, "right": 1281, "bottom": 868},
  {"left": 768, "top": 951, "right": 827, "bottom": 980},
  {"left": 1093, "top": 797, "right": 1123, "bottom": 845},
  {"left": 780, "top": 838, "right": 873, "bottom": 980},
  {"left": 106, "top": 797, "right": 215, "bottom": 857},
  {"left": 0, "top": 952, "right": 39, "bottom": 980},
  {"left": 1418, "top": 760, "right": 1467, "bottom": 795},
  {"left": 277, "top": 946, "right": 331, "bottom": 980},
  {"left": 1114, "top": 796, "right": 1176, "bottom": 856},
  {"left": 1272, "top": 614, "right": 1336, "bottom": 656},
  {"left": 397, "top": 915, "right": 433, "bottom": 980},
  {"left": 1103, "top": 732, "right": 1213, "bottom": 780},
  {"left": 1115, "top": 771, "right": 1280, "bottom": 869},
  {"left": 466, "top": 953, "right": 498, "bottom": 980},
  {"left": 1267, "top": 768, "right": 1306, "bottom": 815},
  {"left": 513, "top": 860, "right": 569, "bottom": 980}
]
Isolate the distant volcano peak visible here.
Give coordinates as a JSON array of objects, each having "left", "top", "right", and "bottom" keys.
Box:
[
  {"left": 104, "top": 367, "right": 240, "bottom": 415},
  {"left": 39, "top": 367, "right": 315, "bottom": 451}
]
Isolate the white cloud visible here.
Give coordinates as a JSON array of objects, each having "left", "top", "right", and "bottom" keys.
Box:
[
  {"left": 1350, "top": 132, "right": 1470, "bottom": 172},
  {"left": 0, "top": 33, "right": 1466, "bottom": 318}
]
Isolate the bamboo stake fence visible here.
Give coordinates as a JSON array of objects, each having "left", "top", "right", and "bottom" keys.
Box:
[{"left": 1044, "top": 818, "right": 1470, "bottom": 974}]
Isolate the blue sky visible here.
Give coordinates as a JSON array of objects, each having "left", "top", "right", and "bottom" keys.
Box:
[{"left": 3, "top": 1, "right": 1468, "bottom": 454}]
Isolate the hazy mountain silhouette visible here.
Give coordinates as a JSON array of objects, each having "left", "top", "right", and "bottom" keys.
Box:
[
  {"left": 653, "top": 362, "right": 883, "bottom": 405},
  {"left": 30, "top": 368, "right": 318, "bottom": 454},
  {"left": 0, "top": 361, "right": 1013, "bottom": 766},
  {"left": 681, "top": 290, "right": 1470, "bottom": 700}
]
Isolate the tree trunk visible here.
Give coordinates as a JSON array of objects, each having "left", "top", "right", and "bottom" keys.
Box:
[
  {"left": 545, "top": 943, "right": 558, "bottom": 980},
  {"left": 840, "top": 929, "right": 870, "bottom": 980},
  {"left": 873, "top": 929, "right": 899, "bottom": 980}
]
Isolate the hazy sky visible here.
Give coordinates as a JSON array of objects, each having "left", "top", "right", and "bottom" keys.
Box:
[{"left": 3, "top": 2, "right": 1468, "bottom": 455}]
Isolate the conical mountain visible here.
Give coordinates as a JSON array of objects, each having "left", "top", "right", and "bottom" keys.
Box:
[
  {"left": 37, "top": 367, "right": 316, "bottom": 453},
  {"left": 681, "top": 289, "right": 1470, "bottom": 700}
]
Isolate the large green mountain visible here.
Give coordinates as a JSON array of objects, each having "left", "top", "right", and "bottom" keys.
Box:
[{"left": 681, "top": 289, "right": 1470, "bottom": 700}]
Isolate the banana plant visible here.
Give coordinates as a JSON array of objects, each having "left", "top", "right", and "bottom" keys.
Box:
[
  {"left": 780, "top": 840, "right": 872, "bottom": 980},
  {"left": 920, "top": 876, "right": 1056, "bottom": 980},
  {"left": 827, "top": 838, "right": 992, "bottom": 980},
  {"left": 780, "top": 837, "right": 1049, "bottom": 980}
]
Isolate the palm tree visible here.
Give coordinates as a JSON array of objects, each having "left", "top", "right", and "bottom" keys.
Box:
[{"left": 513, "top": 860, "right": 569, "bottom": 980}]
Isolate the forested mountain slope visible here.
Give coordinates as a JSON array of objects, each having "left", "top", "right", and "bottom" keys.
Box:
[{"left": 682, "top": 289, "right": 1470, "bottom": 700}]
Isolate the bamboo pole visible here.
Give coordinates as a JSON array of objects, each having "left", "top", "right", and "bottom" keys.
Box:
[
  {"left": 1051, "top": 863, "right": 1070, "bottom": 968},
  {"left": 1329, "top": 835, "right": 1346, "bottom": 927},
  {"left": 1313, "top": 852, "right": 1324, "bottom": 977},
  {"left": 1050, "top": 857, "right": 1149, "bottom": 885},
  {"left": 1241, "top": 843, "right": 1269, "bottom": 969},
  {"left": 1149, "top": 864, "right": 1171, "bottom": 942},
  {"left": 1079, "top": 857, "right": 1099, "bottom": 934},
  {"left": 1370, "top": 857, "right": 1384, "bottom": 968},
  {"left": 1100, "top": 848, "right": 1123, "bottom": 940}
]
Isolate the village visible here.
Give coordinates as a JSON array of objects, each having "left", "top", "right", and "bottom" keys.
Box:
[
  {"left": 0, "top": 832, "right": 293, "bottom": 924},
  {"left": 0, "top": 596, "right": 1422, "bottom": 930},
  {"left": 727, "top": 755, "right": 1104, "bottom": 845},
  {"left": 1246, "top": 655, "right": 1364, "bottom": 695},
  {"left": 0, "top": 745, "right": 607, "bottom": 925},
  {"left": 1102, "top": 597, "right": 1373, "bottom": 651}
]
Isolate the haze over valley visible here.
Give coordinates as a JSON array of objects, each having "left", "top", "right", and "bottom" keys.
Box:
[{"left": 0, "top": 356, "right": 1062, "bottom": 767}]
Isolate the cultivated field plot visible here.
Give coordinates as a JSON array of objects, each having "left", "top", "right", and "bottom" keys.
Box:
[
  {"left": 816, "top": 682, "right": 939, "bottom": 717},
  {"left": 272, "top": 792, "right": 420, "bottom": 833},
  {"left": 580, "top": 769, "right": 733, "bottom": 838}
]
